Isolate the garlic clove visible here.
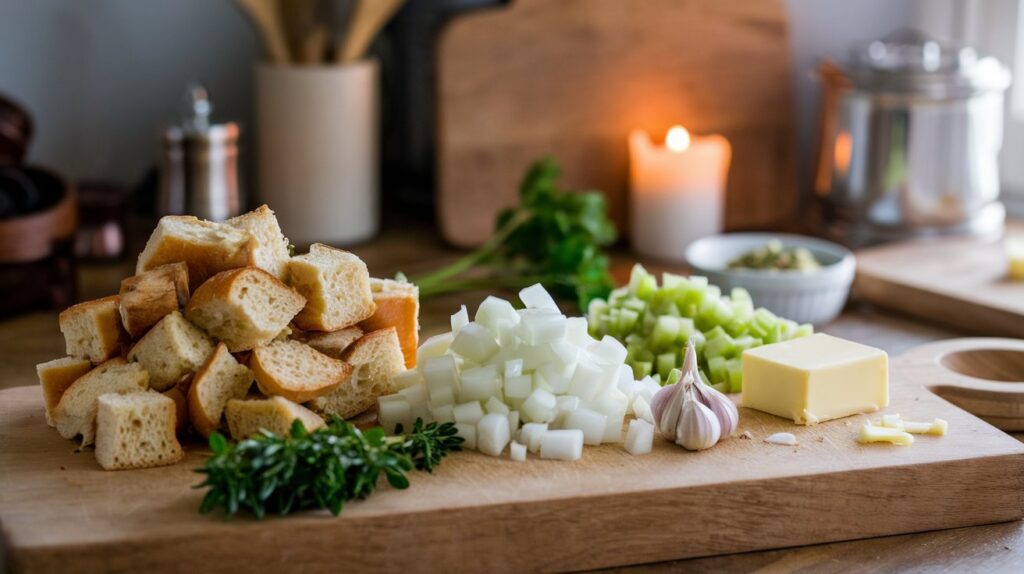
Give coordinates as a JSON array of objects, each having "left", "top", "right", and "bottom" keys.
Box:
[
  {"left": 677, "top": 390, "right": 721, "bottom": 451},
  {"left": 690, "top": 377, "right": 740, "bottom": 438},
  {"left": 651, "top": 368, "right": 686, "bottom": 441}
]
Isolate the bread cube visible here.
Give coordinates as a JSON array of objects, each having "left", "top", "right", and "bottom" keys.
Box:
[
  {"left": 162, "top": 385, "right": 189, "bottom": 435},
  {"left": 54, "top": 358, "right": 149, "bottom": 446},
  {"left": 186, "top": 267, "right": 306, "bottom": 352},
  {"left": 136, "top": 215, "right": 254, "bottom": 291},
  {"left": 224, "top": 205, "right": 291, "bottom": 281},
  {"left": 360, "top": 278, "right": 419, "bottom": 368},
  {"left": 127, "top": 311, "right": 215, "bottom": 391},
  {"left": 36, "top": 356, "right": 92, "bottom": 426},
  {"left": 225, "top": 396, "right": 325, "bottom": 440},
  {"left": 118, "top": 262, "right": 190, "bottom": 338},
  {"left": 288, "top": 244, "right": 376, "bottom": 331},
  {"left": 188, "top": 343, "right": 254, "bottom": 438},
  {"left": 95, "top": 392, "right": 184, "bottom": 470},
  {"left": 309, "top": 328, "right": 405, "bottom": 419},
  {"left": 291, "top": 325, "right": 363, "bottom": 358},
  {"left": 251, "top": 340, "right": 352, "bottom": 403},
  {"left": 59, "top": 295, "right": 126, "bottom": 363}
]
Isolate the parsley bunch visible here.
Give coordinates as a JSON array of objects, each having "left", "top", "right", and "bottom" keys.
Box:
[
  {"left": 195, "top": 418, "right": 462, "bottom": 519},
  {"left": 413, "top": 157, "right": 617, "bottom": 310}
]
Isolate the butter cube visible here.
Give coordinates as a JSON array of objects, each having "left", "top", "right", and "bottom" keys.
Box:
[
  {"left": 1008, "top": 237, "right": 1024, "bottom": 280},
  {"left": 742, "top": 333, "right": 888, "bottom": 425}
]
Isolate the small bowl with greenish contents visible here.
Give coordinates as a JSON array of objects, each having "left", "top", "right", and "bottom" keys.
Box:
[{"left": 684, "top": 233, "right": 855, "bottom": 325}]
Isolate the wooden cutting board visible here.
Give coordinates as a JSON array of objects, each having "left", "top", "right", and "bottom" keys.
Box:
[
  {"left": 855, "top": 223, "right": 1024, "bottom": 338},
  {"left": 436, "top": 0, "right": 796, "bottom": 247},
  {"left": 3, "top": 341, "right": 1022, "bottom": 573}
]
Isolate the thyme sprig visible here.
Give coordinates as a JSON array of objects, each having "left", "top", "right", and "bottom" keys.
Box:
[{"left": 195, "top": 417, "right": 462, "bottom": 519}]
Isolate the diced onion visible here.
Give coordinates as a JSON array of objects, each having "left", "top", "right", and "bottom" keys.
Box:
[
  {"left": 477, "top": 413, "right": 511, "bottom": 456},
  {"left": 540, "top": 429, "right": 584, "bottom": 461}
]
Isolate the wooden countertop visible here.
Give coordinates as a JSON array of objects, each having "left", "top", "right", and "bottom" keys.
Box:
[{"left": 1, "top": 219, "right": 1021, "bottom": 572}]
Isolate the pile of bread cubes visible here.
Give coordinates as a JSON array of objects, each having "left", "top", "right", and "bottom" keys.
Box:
[{"left": 36, "top": 206, "right": 418, "bottom": 471}]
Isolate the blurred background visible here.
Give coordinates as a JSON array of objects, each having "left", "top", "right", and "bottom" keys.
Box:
[{"left": 1, "top": 0, "right": 1022, "bottom": 315}]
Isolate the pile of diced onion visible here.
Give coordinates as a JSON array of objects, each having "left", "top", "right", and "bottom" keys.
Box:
[{"left": 378, "top": 284, "right": 660, "bottom": 461}]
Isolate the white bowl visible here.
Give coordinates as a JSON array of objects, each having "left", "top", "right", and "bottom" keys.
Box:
[{"left": 684, "top": 233, "right": 855, "bottom": 325}]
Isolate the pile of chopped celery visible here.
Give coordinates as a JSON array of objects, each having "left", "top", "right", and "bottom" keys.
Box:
[{"left": 587, "top": 264, "right": 813, "bottom": 392}]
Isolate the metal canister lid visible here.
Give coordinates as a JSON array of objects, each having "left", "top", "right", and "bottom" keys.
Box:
[
  {"left": 164, "top": 84, "right": 240, "bottom": 144},
  {"left": 845, "top": 28, "right": 1010, "bottom": 98}
]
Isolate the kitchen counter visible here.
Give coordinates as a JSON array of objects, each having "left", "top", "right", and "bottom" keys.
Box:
[{"left": 1, "top": 218, "right": 1021, "bottom": 573}]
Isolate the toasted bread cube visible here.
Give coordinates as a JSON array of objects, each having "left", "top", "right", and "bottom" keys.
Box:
[
  {"left": 162, "top": 385, "right": 189, "bottom": 435},
  {"left": 225, "top": 396, "right": 325, "bottom": 440},
  {"left": 118, "top": 262, "right": 190, "bottom": 338},
  {"left": 225, "top": 205, "right": 291, "bottom": 281},
  {"left": 136, "top": 215, "right": 255, "bottom": 291},
  {"left": 288, "top": 244, "right": 376, "bottom": 331},
  {"left": 95, "top": 392, "right": 184, "bottom": 470},
  {"left": 59, "top": 295, "right": 126, "bottom": 363},
  {"left": 360, "top": 278, "right": 419, "bottom": 368},
  {"left": 309, "top": 328, "right": 405, "bottom": 419},
  {"left": 188, "top": 343, "right": 254, "bottom": 438},
  {"left": 186, "top": 267, "right": 306, "bottom": 352},
  {"left": 53, "top": 358, "right": 149, "bottom": 446},
  {"left": 127, "top": 311, "right": 215, "bottom": 391},
  {"left": 291, "top": 326, "right": 363, "bottom": 358},
  {"left": 251, "top": 340, "right": 352, "bottom": 403},
  {"left": 36, "top": 357, "right": 92, "bottom": 426}
]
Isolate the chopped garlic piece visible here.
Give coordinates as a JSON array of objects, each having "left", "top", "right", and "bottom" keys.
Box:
[
  {"left": 903, "top": 418, "right": 947, "bottom": 436},
  {"left": 764, "top": 432, "right": 798, "bottom": 446},
  {"left": 881, "top": 413, "right": 904, "bottom": 429},
  {"left": 858, "top": 424, "right": 913, "bottom": 446}
]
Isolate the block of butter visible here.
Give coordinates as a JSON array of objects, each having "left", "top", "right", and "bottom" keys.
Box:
[
  {"left": 1008, "top": 237, "right": 1024, "bottom": 280},
  {"left": 741, "top": 333, "right": 888, "bottom": 425}
]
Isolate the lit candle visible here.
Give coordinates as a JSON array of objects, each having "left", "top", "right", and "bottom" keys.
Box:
[{"left": 629, "top": 126, "right": 731, "bottom": 262}]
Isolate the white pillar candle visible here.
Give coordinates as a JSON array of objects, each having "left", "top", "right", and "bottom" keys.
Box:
[{"left": 629, "top": 126, "right": 731, "bottom": 262}]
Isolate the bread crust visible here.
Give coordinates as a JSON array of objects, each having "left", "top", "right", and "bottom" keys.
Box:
[
  {"left": 251, "top": 341, "right": 352, "bottom": 403},
  {"left": 58, "top": 295, "right": 126, "bottom": 363},
  {"left": 360, "top": 279, "right": 420, "bottom": 368},
  {"left": 118, "top": 262, "right": 190, "bottom": 338},
  {"left": 187, "top": 343, "right": 254, "bottom": 438},
  {"left": 186, "top": 267, "right": 306, "bottom": 352},
  {"left": 136, "top": 216, "right": 255, "bottom": 291},
  {"left": 291, "top": 326, "right": 364, "bottom": 358}
]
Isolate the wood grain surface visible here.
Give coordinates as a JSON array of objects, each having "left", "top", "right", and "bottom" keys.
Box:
[
  {"left": 855, "top": 223, "right": 1024, "bottom": 338},
  {"left": 898, "top": 338, "right": 1024, "bottom": 431},
  {"left": 2, "top": 344, "right": 1022, "bottom": 572},
  {"left": 436, "top": 0, "right": 796, "bottom": 246}
]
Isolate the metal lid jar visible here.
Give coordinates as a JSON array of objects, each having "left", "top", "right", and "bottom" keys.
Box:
[{"left": 814, "top": 29, "right": 1011, "bottom": 246}]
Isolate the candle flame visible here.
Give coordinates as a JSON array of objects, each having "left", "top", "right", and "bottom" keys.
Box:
[{"left": 666, "top": 126, "right": 691, "bottom": 153}]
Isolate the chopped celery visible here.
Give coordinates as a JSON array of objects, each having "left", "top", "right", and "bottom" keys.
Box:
[
  {"left": 587, "top": 264, "right": 812, "bottom": 393},
  {"left": 656, "top": 352, "right": 677, "bottom": 379},
  {"left": 632, "top": 361, "right": 653, "bottom": 379}
]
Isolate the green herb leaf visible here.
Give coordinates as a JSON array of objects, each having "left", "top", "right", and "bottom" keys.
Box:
[{"left": 410, "top": 157, "right": 617, "bottom": 310}]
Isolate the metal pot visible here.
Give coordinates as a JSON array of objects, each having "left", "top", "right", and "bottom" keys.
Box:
[{"left": 814, "top": 29, "right": 1011, "bottom": 246}]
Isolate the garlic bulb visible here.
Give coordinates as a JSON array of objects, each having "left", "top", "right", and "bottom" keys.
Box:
[
  {"left": 650, "top": 371, "right": 722, "bottom": 451},
  {"left": 682, "top": 340, "right": 740, "bottom": 438}
]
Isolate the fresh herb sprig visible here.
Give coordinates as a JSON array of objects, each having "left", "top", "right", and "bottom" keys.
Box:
[
  {"left": 412, "top": 157, "right": 617, "bottom": 310},
  {"left": 195, "top": 417, "right": 462, "bottom": 519}
]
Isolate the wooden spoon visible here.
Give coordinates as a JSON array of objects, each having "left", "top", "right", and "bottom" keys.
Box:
[
  {"left": 235, "top": 0, "right": 292, "bottom": 64},
  {"left": 336, "top": 0, "right": 404, "bottom": 63}
]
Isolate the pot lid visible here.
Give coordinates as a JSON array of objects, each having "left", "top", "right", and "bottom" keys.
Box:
[{"left": 845, "top": 28, "right": 1010, "bottom": 97}]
